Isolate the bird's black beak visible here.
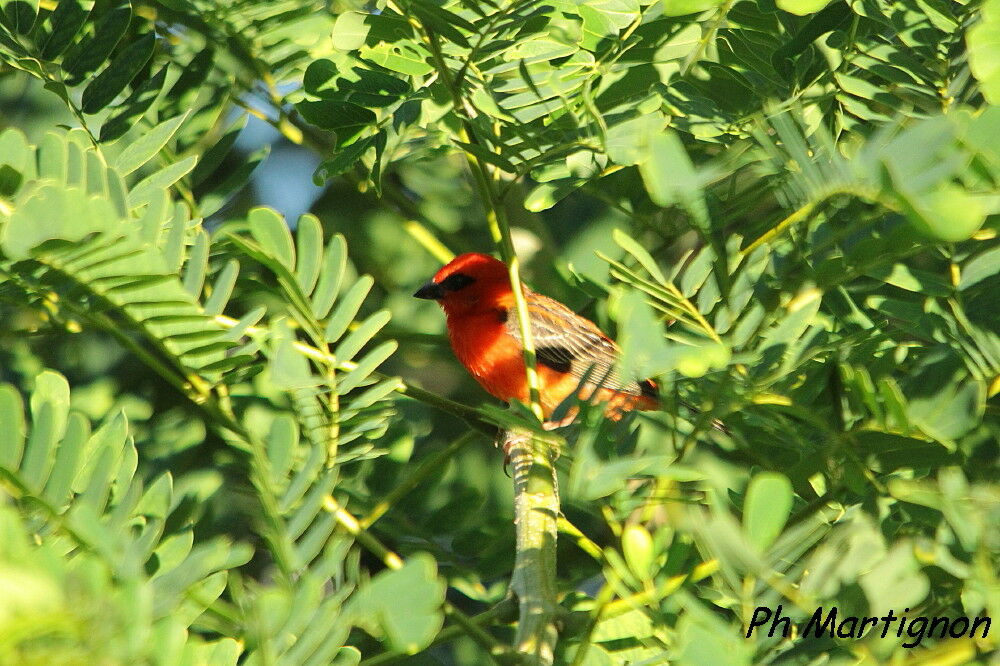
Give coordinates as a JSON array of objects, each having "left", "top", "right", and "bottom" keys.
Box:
[{"left": 414, "top": 281, "right": 445, "bottom": 300}]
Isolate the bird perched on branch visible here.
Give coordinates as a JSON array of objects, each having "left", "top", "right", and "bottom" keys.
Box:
[{"left": 414, "top": 253, "right": 658, "bottom": 426}]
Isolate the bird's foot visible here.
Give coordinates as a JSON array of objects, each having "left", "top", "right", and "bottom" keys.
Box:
[{"left": 542, "top": 413, "right": 575, "bottom": 430}]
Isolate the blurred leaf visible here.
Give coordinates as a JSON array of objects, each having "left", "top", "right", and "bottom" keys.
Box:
[
  {"left": 777, "top": 0, "right": 833, "bottom": 15},
  {"left": 743, "top": 472, "right": 793, "bottom": 552},
  {"left": 621, "top": 523, "right": 655, "bottom": 580},
  {"left": 960, "top": 245, "right": 1000, "bottom": 291},
  {"left": 907, "top": 358, "right": 984, "bottom": 441},
  {"left": 270, "top": 320, "right": 314, "bottom": 390},
  {"left": 859, "top": 542, "right": 930, "bottom": 611},
  {"left": 353, "top": 553, "right": 445, "bottom": 654},
  {"left": 660, "top": 0, "right": 724, "bottom": 17},
  {"left": 896, "top": 182, "right": 986, "bottom": 242},
  {"left": 0, "top": 384, "right": 26, "bottom": 470},
  {"left": 638, "top": 131, "right": 709, "bottom": 229},
  {"left": 332, "top": 11, "right": 369, "bottom": 51},
  {"left": 968, "top": 0, "right": 1000, "bottom": 104},
  {"left": 674, "top": 594, "right": 752, "bottom": 666}
]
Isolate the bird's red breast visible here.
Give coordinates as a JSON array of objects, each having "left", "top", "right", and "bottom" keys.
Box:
[{"left": 415, "top": 253, "right": 658, "bottom": 422}]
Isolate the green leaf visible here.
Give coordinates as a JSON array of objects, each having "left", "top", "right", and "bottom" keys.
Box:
[
  {"left": 501, "top": 39, "right": 577, "bottom": 66},
  {"left": 578, "top": 0, "right": 639, "bottom": 50},
  {"left": 81, "top": 32, "right": 155, "bottom": 114},
  {"left": 182, "top": 229, "right": 210, "bottom": 296},
  {"left": 190, "top": 115, "right": 247, "bottom": 185},
  {"left": 621, "top": 523, "right": 655, "bottom": 580},
  {"left": 359, "top": 39, "right": 433, "bottom": 76},
  {"left": 907, "top": 359, "right": 984, "bottom": 442},
  {"left": 135, "top": 473, "right": 172, "bottom": 519},
  {"left": 0, "top": 127, "right": 30, "bottom": 196},
  {"left": 614, "top": 290, "right": 672, "bottom": 379},
  {"left": 37, "top": 131, "right": 67, "bottom": 180},
  {"left": 198, "top": 144, "right": 267, "bottom": 218},
  {"left": 606, "top": 114, "right": 667, "bottom": 165},
  {"left": 314, "top": 134, "right": 377, "bottom": 183},
  {"left": 129, "top": 155, "right": 198, "bottom": 206},
  {"left": 661, "top": 1, "right": 724, "bottom": 17},
  {"left": 42, "top": 412, "right": 90, "bottom": 506},
  {"left": 960, "top": 245, "right": 1000, "bottom": 291},
  {"left": 0, "top": 384, "right": 26, "bottom": 469},
  {"left": 62, "top": 3, "right": 131, "bottom": 84},
  {"left": 854, "top": 431, "right": 956, "bottom": 472},
  {"left": 114, "top": 113, "right": 189, "bottom": 176},
  {"left": 165, "top": 46, "right": 213, "bottom": 101},
  {"left": 270, "top": 320, "right": 314, "bottom": 390},
  {"left": 858, "top": 542, "right": 930, "bottom": 611},
  {"left": 204, "top": 259, "right": 239, "bottom": 316},
  {"left": 776, "top": 0, "right": 833, "bottom": 15},
  {"left": 249, "top": 207, "right": 296, "bottom": 271},
  {"left": 454, "top": 141, "right": 517, "bottom": 174},
  {"left": 354, "top": 553, "right": 445, "bottom": 654},
  {"left": 162, "top": 204, "right": 187, "bottom": 271},
  {"left": 303, "top": 60, "right": 409, "bottom": 107},
  {"left": 896, "top": 183, "right": 986, "bottom": 242},
  {"left": 0, "top": 0, "right": 37, "bottom": 34},
  {"left": 99, "top": 66, "right": 170, "bottom": 142},
  {"left": 865, "top": 263, "right": 952, "bottom": 296},
  {"left": 332, "top": 11, "right": 370, "bottom": 51},
  {"left": 312, "top": 234, "right": 347, "bottom": 319},
  {"left": 674, "top": 595, "right": 752, "bottom": 666},
  {"left": 638, "top": 130, "right": 709, "bottom": 229},
  {"left": 296, "top": 100, "right": 376, "bottom": 143},
  {"left": 410, "top": 3, "right": 472, "bottom": 48},
  {"left": 334, "top": 309, "right": 390, "bottom": 363},
  {"left": 3, "top": 186, "right": 102, "bottom": 259},
  {"left": 759, "top": 287, "right": 822, "bottom": 350},
  {"left": 337, "top": 341, "right": 397, "bottom": 393},
  {"left": 968, "top": 0, "right": 1000, "bottom": 104},
  {"left": 295, "top": 214, "right": 323, "bottom": 295},
  {"left": 70, "top": 410, "right": 125, "bottom": 495},
  {"left": 40, "top": 0, "right": 93, "bottom": 59},
  {"left": 152, "top": 530, "right": 194, "bottom": 578},
  {"left": 523, "top": 179, "right": 584, "bottom": 212},
  {"left": 30, "top": 370, "right": 71, "bottom": 445},
  {"left": 743, "top": 473, "right": 793, "bottom": 552},
  {"left": 266, "top": 414, "right": 298, "bottom": 482},
  {"left": 613, "top": 229, "right": 667, "bottom": 284},
  {"left": 325, "top": 275, "right": 374, "bottom": 342}
]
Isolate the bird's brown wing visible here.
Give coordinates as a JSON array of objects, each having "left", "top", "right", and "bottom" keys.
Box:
[{"left": 505, "top": 289, "right": 656, "bottom": 398}]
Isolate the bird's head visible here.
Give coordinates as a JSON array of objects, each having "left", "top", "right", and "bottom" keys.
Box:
[{"left": 414, "top": 253, "right": 512, "bottom": 316}]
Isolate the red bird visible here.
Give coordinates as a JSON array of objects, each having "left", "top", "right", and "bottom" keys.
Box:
[{"left": 414, "top": 253, "right": 658, "bottom": 424}]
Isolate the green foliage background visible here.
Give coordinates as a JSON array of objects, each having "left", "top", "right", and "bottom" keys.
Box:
[{"left": 1, "top": 0, "right": 998, "bottom": 664}]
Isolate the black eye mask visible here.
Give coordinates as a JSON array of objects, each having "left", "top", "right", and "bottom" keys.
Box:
[
  {"left": 414, "top": 272, "right": 476, "bottom": 300},
  {"left": 439, "top": 273, "right": 475, "bottom": 292}
]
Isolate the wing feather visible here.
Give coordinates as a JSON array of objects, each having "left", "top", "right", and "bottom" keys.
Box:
[{"left": 505, "top": 289, "right": 649, "bottom": 397}]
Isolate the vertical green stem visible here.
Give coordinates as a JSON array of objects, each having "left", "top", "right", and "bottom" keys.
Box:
[{"left": 505, "top": 431, "right": 559, "bottom": 665}]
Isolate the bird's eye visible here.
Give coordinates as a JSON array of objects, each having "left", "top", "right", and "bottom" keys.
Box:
[{"left": 440, "top": 273, "right": 475, "bottom": 291}]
